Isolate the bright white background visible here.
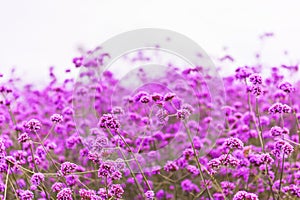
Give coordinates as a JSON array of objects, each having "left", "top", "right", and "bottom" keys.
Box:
[{"left": 1, "top": 0, "right": 300, "bottom": 85}]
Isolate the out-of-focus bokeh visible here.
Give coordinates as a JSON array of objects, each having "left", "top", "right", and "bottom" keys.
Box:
[{"left": 1, "top": 0, "right": 300, "bottom": 85}]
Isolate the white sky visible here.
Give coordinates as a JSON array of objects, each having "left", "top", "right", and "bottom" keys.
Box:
[{"left": 1, "top": 0, "right": 300, "bottom": 85}]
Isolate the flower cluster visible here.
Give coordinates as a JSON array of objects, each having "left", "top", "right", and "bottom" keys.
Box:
[{"left": 0, "top": 43, "right": 300, "bottom": 200}]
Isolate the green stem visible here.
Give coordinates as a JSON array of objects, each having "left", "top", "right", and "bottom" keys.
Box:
[
  {"left": 277, "top": 153, "right": 285, "bottom": 200},
  {"left": 3, "top": 166, "right": 10, "bottom": 200},
  {"left": 183, "top": 121, "right": 213, "bottom": 199}
]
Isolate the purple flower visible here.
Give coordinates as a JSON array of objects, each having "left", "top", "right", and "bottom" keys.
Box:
[
  {"left": 57, "top": 188, "right": 73, "bottom": 200},
  {"left": 79, "top": 189, "right": 96, "bottom": 199},
  {"left": 164, "top": 92, "right": 176, "bottom": 101},
  {"left": 50, "top": 114, "right": 64, "bottom": 123},
  {"left": 224, "top": 137, "right": 244, "bottom": 150},
  {"left": 272, "top": 140, "right": 294, "bottom": 158},
  {"left": 98, "top": 161, "right": 122, "bottom": 180},
  {"left": 249, "top": 73, "right": 262, "bottom": 85},
  {"left": 218, "top": 154, "right": 240, "bottom": 167},
  {"left": 186, "top": 165, "right": 200, "bottom": 175},
  {"left": 151, "top": 93, "right": 163, "bottom": 102},
  {"left": 270, "top": 126, "right": 289, "bottom": 137},
  {"left": 17, "top": 132, "right": 30, "bottom": 143},
  {"left": 164, "top": 161, "right": 179, "bottom": 172},
  {"left": 233, "top": 191, "right": 259, "bottom": 200},
  {"left": 235, "top": 66, "right": 252, "bottom": 80},
  {"left": 145, "top": 190, "right": 155, "bottom": 200},
  {"left": 109, "top": 184, "right": 124, "bottom": 199},
  {"left": 176, "top": 109, "right": 191, "bottom": 120},
  {"left": 278, "top": 81, "right": 295, "bottom": 93},
  {"left": 51, "top": 182, "right": 66, "bottom": 192},
  {"left": 268, "top": 103, "right": 283, "bottom": 114},
  {"left": 31, "top": 172, "right": 45, "bottom": 186},
  {"left": 282, "top": 104, "right": 292, "bottom": 113},
  {"left": 18, "top": 189, "right": 34, "bottom": 200},
  {"left": 59, "top": 162, "right": 77, "bottom": 176},
  {"left": 181, "top": 179, "right": 200, "bottom": 193},
  {"left": 133, "top": 91, "right": 149, "bottom": 102},
  {"left": 248, "top": 85, "right": 263, "bottom": 96},
  {"left": 24, "top": 119, "right": 42, "bottom": 132},
  {"left": 98, "top": 113, "right": 121, "bottom": 131},
  {"left": 0, "top": 138, "right": 6, "bottom": 158},
  {"left": 221, "top": 181, "right": 235, "bottom": 195},
  {"left": 140, "top": 95, "right": 151, "bottom": 104}
]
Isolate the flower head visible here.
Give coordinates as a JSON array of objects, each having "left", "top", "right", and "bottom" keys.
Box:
[
  {"left": 24, "top": 119, "right": 41, "bottom": 132},
  {"left": 59, "top": 162, "right": 77, "bottom": 176},
  {"left": 31, "top": 173, "right": 45, "bottom": 187},
  {"left": 50, "top": 114, "right": 64, "bottom": 123},
  {"left": 249, "top": 73, "right": 262, "bottom": 85},
  {"left": 233, "top": 191, "right": 259, "bottom": 200},
  {"left": 145, "top": 190, "right": 155, "bottom": 200},
  {"left": 224, "top": 137, "right": 244, "bottom": 150},
  {"left": 278, "top": 81, "right": 295, "bottom": 93},
  {"left": 18, "top": 133, "right": 30, "bottom": 143},
  {"left": 98, "top": 113, "right": 120, "bottom": 132},
  {"left": 57, "top": 188, "right": 73, "bottom": 200}
]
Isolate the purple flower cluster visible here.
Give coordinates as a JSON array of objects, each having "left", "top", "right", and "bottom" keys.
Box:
[
  {"left": 1, "top": 44, "right": 300, "bottom": 200},
  {"left": 233, "top": 191, "right": 259, "bottom": 200},
  {"left": 269, "top": 103, "right": 292, "bottom": 114}
]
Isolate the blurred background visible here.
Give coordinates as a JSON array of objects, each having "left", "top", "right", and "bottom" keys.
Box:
[{"left": 1, "top": 0, "right": 300, "bottom": 85}]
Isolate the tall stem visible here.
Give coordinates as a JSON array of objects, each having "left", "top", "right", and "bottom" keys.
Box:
[
  {"left": 183, "top": 121, "right": 213, "bottom": 199},
  {"left": 277, "top": 153, "right": 285, "bottom": 200},
  {"left": 3, "top": 166, "right": 10, "bottom": 200},
  {"left": 255, "top": 97, "right": 276, "bottom": 200}
]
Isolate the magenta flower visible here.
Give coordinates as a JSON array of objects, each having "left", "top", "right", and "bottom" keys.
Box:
[
  {"left": 24, "top": 119, "right": 42, "bottom": 132},
  {"left": 278, "top": 81, "right": 295, "bottom": 93},
  {"left": 224, "top": 137, "right": 244, "bottom": 150},
  {"left": 59, "top": 162, "right": 77, "bottom": 176},
  {"left": 50, "top": 114, "right": 64, "bottom": 123},
  {"left": 233, "top": 191, "right": 259, "bottom": 200},
  {"left": 145, "top": 190, "right": 155, "bottom": 200},
  {"left": 31, "top": 172, "right": 45, "bottom": 187},
  {"left": 57, "top": 188, "right": 73, "bottom": 200}
]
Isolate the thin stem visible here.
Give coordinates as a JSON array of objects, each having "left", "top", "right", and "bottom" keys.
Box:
[
  {"left": 255, "top": 97, "right": 276, "bottom": 200},
  {"left": 42, "top": 123, "right": 56, "bottom": 142},
  {"left": 115, "top": 130, "right": 152, "bottom": 190},
  {"left": 105, "top": 128, "right": 145, "bottom": 197},
  {"left": 183, "top": 121, "right": 213, "bottom": 200},
  {"left": 118, "top": 147, "right": 144, "bottom": 197},
  {"left": 277, "top": 153, "right": 285, "bottom": 200},
  {"left": 3, "top": 166, "right": 10, "bottom": 200},
  {"left": 255, "top": 98, "right": 265, "bottom": 151},
  {"left": 34, "top": 131, "right": 60, "bottom": 171},
  {"left": 8, "top": 177, "right": 20, "bottom": 200},
  {"left": 29, "top": 141, "right": 38, "bottom": 172}
]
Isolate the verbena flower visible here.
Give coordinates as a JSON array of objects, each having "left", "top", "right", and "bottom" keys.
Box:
[
  {"left": 31, "top": 172, "right": 45, "bottom": 187},
  {"left": 145, "top": 190, "right": 155, "bottom": 200},
  {"left": 98, "top": 113, "right": 120, "bottom": 131},
  {"left": 249, "top": 73, "right": 262, "bottom": 85},
  {"left": 24, "top": 119, "right": 42, "bottom": 132},
  {"left": 109, "top": 184, "right": 124, "bottom": 199},
  {"left": 224, "top": 137, "right": 244, "bottom": 150},
  {"left": 278, "top": 81, "right": 295, "bottom": 93},
  {"left": 50, "top": 114, "right": 64, "bottom": 123},
  {"left": 233, "top": 191, "right": 259, "bottom": 200},
  {"left": 17, "top": 189, "right": 34, "bottom": 200},
  {"left": 272, "top": 140, "right": 294, "bottom": 158},
  {"left": 59, "top": 162, "right": 77, "bottom": 176},
  {"left": 57, "top": 188, "right": 73, "bottom": 200},
  {"left": 164, "top": 161, "right": 179, "bottom": 172},
  {"left": 17, "top": 132, "right": 30, "bottom": 143}
]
